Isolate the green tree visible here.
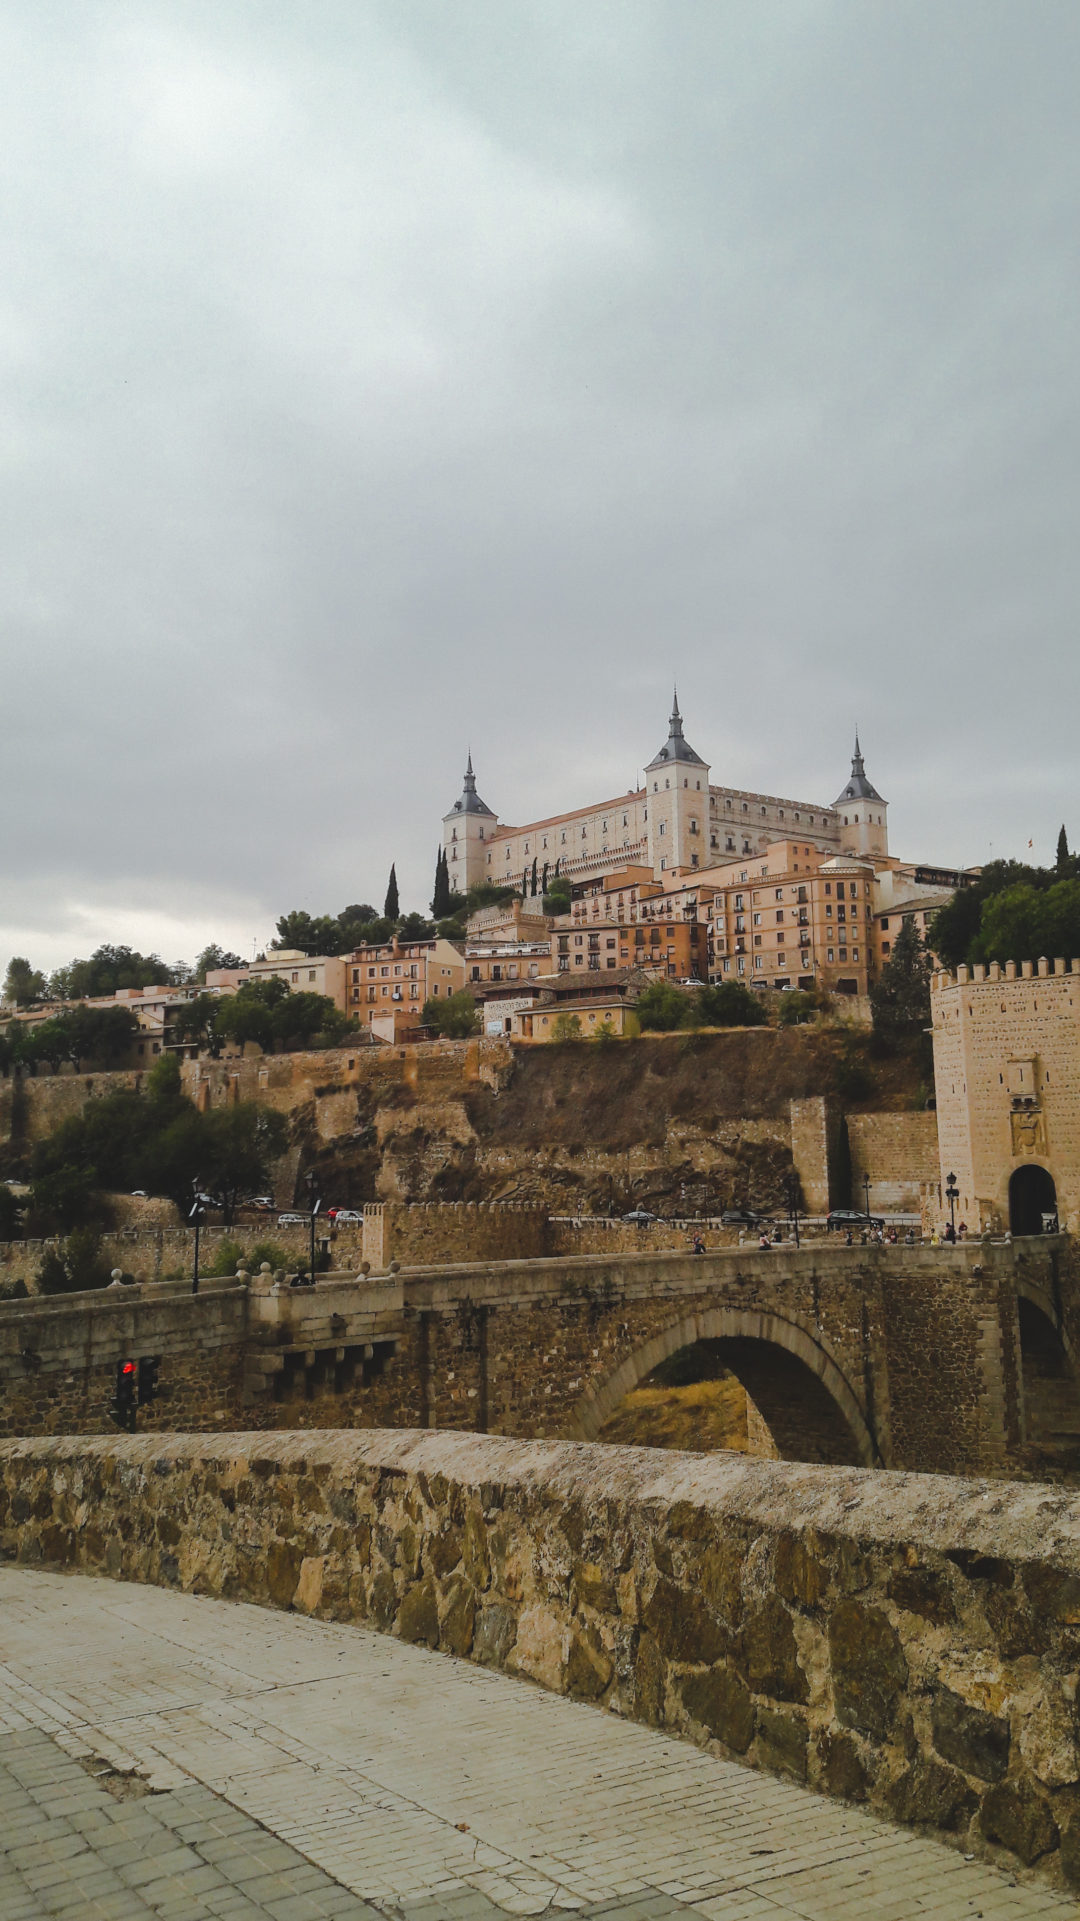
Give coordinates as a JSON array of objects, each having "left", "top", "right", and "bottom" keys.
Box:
[
  {"left": 30, "top": 1162, "right": 104, "bottom": 1234},
  {"left": 543, "top": 881, "right": 572, "bottom": 917},
  {"left": 592, "top": 1019, "right": 618, "bottom": 1045},
  {"left": 3, "top": 957, "right": 47, "bottom": 1006},
  {"left": 169, "top": 993, "right": 223, "bottom": 1055},
  {"left": 37, "top": 1228, "right": 111, "bottom": 1295},
  {"left": 869, "top": 915, "right": 931, "bottom": 1050},
  {"left": 550, "top": 1012, "right": 582, "bottom": 1041},
  {"left": 929, "top": 859, "right": 1045, "bottom": 969},
  {"left": 696, "top": 982, "right": 768, "bottom": 1028},
  {"left": 214, "top": 976, "right": 290, "bottom": 1052},
  {"left": 421, "top": 991, "right": 481, "bottom": 1038},
  {"left": 194, "top": 944, "right": 244, "bottom": 981},
  {"left": 777, "top": 989, "right": 814, "bottom": 1026},
  {"left": 273, "top": 911, "right": 344, "bottom": 956},
  {"left": 398, "top": 912, "right": 434, "bottom": 941},
  {"left": 974, "top": 879, "right": 1080, "bottom": 969},
  {"left": 432, "top": 848, "right": 452, "bottom": 919},
  {"left": 384, "top": 864, "right": 400, "bottom": 920},
  {"left": 1057, "top": 826, "right": 1071, "bottom": 875},
  {"left": 200, "top": 1103, "right": 289, "bottom": 1224},
  {"left": 634, "top": 980, "right": 692, "bottom": 1031},
  {"left": 48, "top": 945, "right": 176, "bottom": 1000}
]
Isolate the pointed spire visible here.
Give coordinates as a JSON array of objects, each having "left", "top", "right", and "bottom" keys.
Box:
[
  {"left": 466, "top": 749, "right": 474, "bottom": 780},
  {"left": 645, "top": 686, "right": 704, "bottom": 769},
  {"left": 834, "top": 729, "right": 884, "bottom": 805},
  {"left": 445, "top": 750, "right": 494, "bottom": 818}
]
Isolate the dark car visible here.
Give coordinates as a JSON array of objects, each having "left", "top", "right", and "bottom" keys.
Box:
[
  {"left": 721, "top": 1208, "right": 761, "bottom": 1227},
  {"left": 622, "top": 1209, "right": 658, "bottom": 1226},
  {"left": 826, "top": 1209, "right": 885, "bottom": 1231}
]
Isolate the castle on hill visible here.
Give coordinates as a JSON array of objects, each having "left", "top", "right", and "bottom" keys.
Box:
[{"left": 443, "top": 693, "right": 888, "bottom": 893}]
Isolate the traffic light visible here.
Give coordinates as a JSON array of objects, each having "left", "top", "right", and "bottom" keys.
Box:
[
  {"left": 109, "top": 1360, "right": 137, "bottom": 1433},
  {"left": 137, "top": 1356, "right": 160, "bottom": 1407}
]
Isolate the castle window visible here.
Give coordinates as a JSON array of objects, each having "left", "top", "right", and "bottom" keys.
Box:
[
  {"left": 825, "top": 883, "right": 832, "bottom": 895},
  {"left": 881, "top": 917, "right": 889, "bottom": 929},
  {"left": 659, "top": 822, "right": 666, "bottom": 835},
  {"left": 854, "top": 815, "right": 859, "bottom": 824},
  {"left": 827, "top": 948, "right": 834, "bottom": 962},
  {"left": 665, "top": 778, "right": 670, "bottom": 789},
  {"left": 660, "top": 858, "right": 667, "bottom": 870}
]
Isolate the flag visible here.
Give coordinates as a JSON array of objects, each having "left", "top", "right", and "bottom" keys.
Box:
[{"left": 1028, "top": 839, "right": 1034, "bottom": 849}]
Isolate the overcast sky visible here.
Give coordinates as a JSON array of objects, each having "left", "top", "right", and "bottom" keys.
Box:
[{"left": 2, "top": 1, "right": 1078, "bottom": 974}]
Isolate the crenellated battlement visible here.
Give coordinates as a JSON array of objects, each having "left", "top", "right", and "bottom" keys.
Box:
[{"left": 931, "top": 956, "right": 1080, "bottom": 991}]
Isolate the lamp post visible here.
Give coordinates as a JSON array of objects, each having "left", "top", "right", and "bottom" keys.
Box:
[
  {"left": 785, "top": 1172, "right": 801, "bottom": 1248},
  {"left": 945, "top": 1171, "right": 959, "bottom": 1237},
  {"left": 190, "top": 1181, "right": 204, "bottom": 1296},
  {"left": 305, "top": 1170, "right": 321, "bottom": 1285},
  {"left": 862, "top": 1174, "right": 872, "bottom": 1223}
]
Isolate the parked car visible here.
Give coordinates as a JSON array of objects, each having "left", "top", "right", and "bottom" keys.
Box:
[
  {"left": 331, "top": 1208, "right": 364, "bottom": 1224},
  {"left": 249, "top": 1195, "right": 274, "bottom": 1212},
  {"left": 721, "top": 1208, "right": 761, "bottom": 1227},
  {"left": 826, "top": 1209, "right": 885, "bottom": 1232},
  {"left": 129, "top": 1189, "right": 149, "bottom": 1199},
  {"left": 622, "top": 1209, "right": 658, "bottom": 1225},
  {"left": 276, "top": 1212, "right": 308, "bottom": 1227}
]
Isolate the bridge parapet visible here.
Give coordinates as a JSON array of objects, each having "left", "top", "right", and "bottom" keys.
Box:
[{"left": 3, "top": 1428, "right": 1080, "bottom": 1890}]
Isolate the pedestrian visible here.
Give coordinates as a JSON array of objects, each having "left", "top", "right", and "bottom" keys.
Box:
[
  {"left": 758, "top": 1232, "right": 772, "bottom": 1250},
  {"left": 691, "top": 1232, "right": 705, "bottom": 1255}
]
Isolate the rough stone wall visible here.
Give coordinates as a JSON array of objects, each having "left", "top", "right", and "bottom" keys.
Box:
[
  {"left": 789, "top": 1096, "right": 835, "bottom": 1213},
  {"left": 361, "top": 1202, "right": 550, "bottom": 1269},
  {"left": 847, "top": 1112, "right": 940, "bottom": 1211},
  {"left": 3, "top": 1429, "right": 1080, "bottom": 1890},
  {"left": 0, "top": 1282, "right": 249, "bottom": 1437}
]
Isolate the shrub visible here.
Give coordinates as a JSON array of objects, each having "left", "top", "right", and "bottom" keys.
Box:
[{"left": 551, "top": 1012, "right": 582, "bottom": 1041}]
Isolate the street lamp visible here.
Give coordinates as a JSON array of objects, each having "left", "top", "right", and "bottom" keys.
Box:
[
  {"left": 945, "top": 1171, "right": 959, "bottom": 1237},
  {"left": 190, "top": 1181, "right": 205, "bottom": 1296},
  {"left": 305, "top": 1170, "right": 321, "bottom": 1286},
  {"left": 785, "top": 1172, "right": 801, "bottom": 1248},
  {"left": 862, "top": 1174, "right": 872, "bottom": 1222}
]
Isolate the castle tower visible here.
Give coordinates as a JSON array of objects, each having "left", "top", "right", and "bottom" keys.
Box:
[
  {"left": 443, "top": 754, "right": 497, "bottom": 891},
  {"left": 644, "top": 690, "right": 710, "bottom": 875},
  {"left": 833, "top": 733, "right": 888, "bottom": 859}
]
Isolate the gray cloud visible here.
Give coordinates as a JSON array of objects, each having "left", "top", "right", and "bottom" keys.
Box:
[{"left": 2, "top": 1, "right": 1078, "bottom": 971}]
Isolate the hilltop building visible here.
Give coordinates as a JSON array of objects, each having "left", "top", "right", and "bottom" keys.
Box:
[{"left": 442, "top": 696, "right": 888, "bottom": 894}]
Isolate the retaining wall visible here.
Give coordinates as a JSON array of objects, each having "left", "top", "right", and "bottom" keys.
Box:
[{"left": 2, "top": 1430, "right": 1079, "bottom": 1890}]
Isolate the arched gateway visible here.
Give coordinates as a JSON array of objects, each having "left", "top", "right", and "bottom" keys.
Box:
[
  {"left": 1009, "top": 1164, "right": 1058, "bottom": 1236},
  {"left": 568, "top": 1305, "right": 878, "bottom": 1467}
]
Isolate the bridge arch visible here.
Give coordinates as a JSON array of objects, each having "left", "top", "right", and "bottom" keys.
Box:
[
  {"left": 1014, "top": 1276, "right": 1080, "bottom": 1451},
  {"left": 569, "top": 1306, "right": 879, "bottom": 1467}
]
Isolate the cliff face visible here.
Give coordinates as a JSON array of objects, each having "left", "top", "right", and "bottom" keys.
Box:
[{"left": 1, "top": 1029, "right": 927, "bottom": 1218}]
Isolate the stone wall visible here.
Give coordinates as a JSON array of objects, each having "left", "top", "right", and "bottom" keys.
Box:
[
  {"left": 847, "top": 1112, "right": 940, "bottom": 1212},
  {"left": 789, "top": 1096, "right": 836, "bottom": 1213},
  {"left": 0, "top": 1281, "right": 249, "bottom": 1437},
  {"left": 2, "top": 1429, "right": 1079, "bottom": 1889},
  {"left": 0, "top": 1222, "right": 368, "bottom": 1294},
  {"left": 361, "top": 1201, "right": 550, "bottom": 1269}
]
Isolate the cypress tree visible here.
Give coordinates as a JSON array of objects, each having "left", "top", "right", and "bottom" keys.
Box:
[
  {"left": 531, "top": 856, "right": 538, "bottom": 896},
  {"left": 384, "top": 863, "right": 400, "bottom": 921},
  {"left": 1057, "top": 825, "right": 1070, "bottom": 875}
]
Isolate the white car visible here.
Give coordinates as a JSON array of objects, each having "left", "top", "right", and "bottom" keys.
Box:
[
  {"left": 332, "top": 1208, "right": 364, "bottom": 1223},
  {"left": 276, "top": 1212, "right": 308, "bottom": 1227}
]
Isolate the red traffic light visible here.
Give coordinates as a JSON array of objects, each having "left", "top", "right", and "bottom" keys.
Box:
[{"left": 121, "top": 1361, "right": 136, "bottom": 1375}]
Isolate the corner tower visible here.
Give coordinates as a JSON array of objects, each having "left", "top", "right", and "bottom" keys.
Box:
[
  {"left": 833, "top": 733, "right": 888, "bottom": 859},
  {"left": 644, "top": 690, "right": 710, "bottom": 875},
  {"left": 443, "top": 754, "right": 497, "bottom": 891}
]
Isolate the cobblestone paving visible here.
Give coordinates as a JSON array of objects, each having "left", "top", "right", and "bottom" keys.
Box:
[{"left": 0, "top": 1568, "right": 1075, "bottom": 1920}]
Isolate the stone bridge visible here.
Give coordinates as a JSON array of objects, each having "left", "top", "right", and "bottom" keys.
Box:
[{"left": 3, "top": 1239, "right": 1079, "bottom": 1478}]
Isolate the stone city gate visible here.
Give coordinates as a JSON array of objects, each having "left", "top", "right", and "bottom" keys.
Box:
[{"left": 2, "top": 1240, "right": 1079, "bottom": 1477}]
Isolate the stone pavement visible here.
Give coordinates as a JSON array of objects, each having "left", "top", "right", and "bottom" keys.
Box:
[{"left": 0, "top": 1569, "right": 1074, "bottom": 1921}]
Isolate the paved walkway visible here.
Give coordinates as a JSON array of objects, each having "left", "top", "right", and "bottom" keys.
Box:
[{"left": 0, "top": 1569, "right": 1073, "bottom": 1920}]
